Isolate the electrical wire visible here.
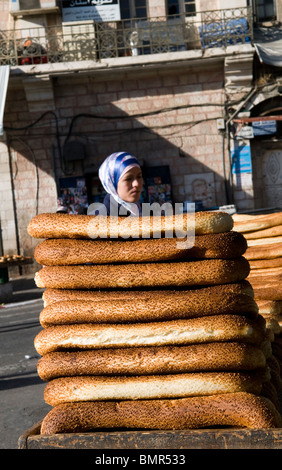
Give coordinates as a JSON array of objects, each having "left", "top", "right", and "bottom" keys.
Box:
[
  {"left": 4, "top": 110, "right": 65, "bottom": 173},
  {"left": 8, "top": 136, "right": 40, "bottom": 215}
]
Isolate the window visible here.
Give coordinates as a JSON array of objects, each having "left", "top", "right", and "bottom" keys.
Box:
[
  {"left": 184, "top": 0, "right": 196, "bottom": 17},
  {"left": 167, "top": 0, "right": 180, "bottom": 16},
  {"left": 255, "top": 0, "right": 276, "bottom": 22},
  {"left": 166, "top": 0, "right": 196, "bottom": 17},
  {"left": 120, "top": 0, "right": 147, "bottom": 20},
  {"left": 19, "top": 0, "right": 40, "bottom": 8}
]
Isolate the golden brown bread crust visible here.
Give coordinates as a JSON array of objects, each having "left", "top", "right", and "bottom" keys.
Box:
[
  {"left": 253, "top": 282, "right": 282, "bottom": 301},
  {"left": 43, "top": 370, "right": 269, "bottom": 406},
  {"left": 233, "top": 212, "right": 282, "bottom": 233},
  {"left": 39, "top": 292, "right": 258, "bottom": 328},
  {"left": 42, "top": 281, "right": 254, "bottom": 306},
  {"left": 248, "top": 268, "right": 282, "bottom": 282},
  {"left": 249, "top": 258, "right": 282, "bottom": 269},
  {"left": 37, "top": 342, "right": 266, "bottom": 381},
  {"left": 33, "top": 231, "right": 247, "bottom": 266},
  {"left": 245, "top": 243, "right": 282, "bottom": 261},
  {"left": 244, "top": 225, "right": 282, "bottom": 240},
  {"left": 27, "top": 211, "right": 234, "bottom": 240},
  {"left": 34, "top": 257, "right": 250, "bottom": 290},
  {"left": 247, "top": 236, "right": 282, "bottom": 246},
  {"left": 34, "top": 315, "right": 266, "bottom": 356},
  {"left": 255, "top": 300, "right": 282, "bottom": 315},
  {"left": 40, "top": 392, "right": 282, "bottom": 434}
]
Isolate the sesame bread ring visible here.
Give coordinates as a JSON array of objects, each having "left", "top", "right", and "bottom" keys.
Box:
[
  {"left": 245, "top": 242, "right": 282, "bottom": 261},
  {"left": 43, "top": 370, "right": 269, "bottom": 406},
  {"left": 37, "top": 342, "right": 266, "bottom": 381},
  {"left": 42, "top": 280, "right": 254, "bottom": 307},
  {"left": 233, "top": 211, "right": 282, "bottom": 233},
  {"left": 34, "top": 315, "right": 266, "bottom": 356},
  {"left": 27, "top": 211, "right": 233, "bottom": 240},
  {"left": 248, "top": 266, "right": 282, "bottom": 278},
  {"left": 249, "top": 258, "right": 282, "bottom": 270},
  {"left": 252, "top": 282, "right": 282, "bottom": 301},
  {"left": 34, "top": 257, "right": 250, "bottom": 290},
  {"left": 39, "top": 292, "right": 258, "bottom": 328},
  {"left": 40, "top": 392, "right": 282, "bottom": 434},
  {"left": 41, "top": 392, "right": 282, "bottom": 434},
  {"left": 33, "top": 231, "right": 247, "bottom": 266},
  {"left": 244, "top": 225, "right": 282, "bottom": 240}
]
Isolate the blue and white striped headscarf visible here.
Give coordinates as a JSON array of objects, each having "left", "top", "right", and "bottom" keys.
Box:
[{"left": 98, "top": 151, "right": 142, "bottom": 216}]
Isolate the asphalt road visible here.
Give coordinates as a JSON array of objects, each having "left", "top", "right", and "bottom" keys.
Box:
[{"left": 0, "top": 278, "right": 51, "bottom": 449}]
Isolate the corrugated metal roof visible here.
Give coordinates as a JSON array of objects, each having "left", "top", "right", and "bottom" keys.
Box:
[{"left": 0, "top": 65, "right": 10, "bottom": 135}]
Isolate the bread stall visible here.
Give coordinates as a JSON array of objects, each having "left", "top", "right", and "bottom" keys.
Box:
[{"left": 18, "top": 211, "right": 282, "bottom": 449}]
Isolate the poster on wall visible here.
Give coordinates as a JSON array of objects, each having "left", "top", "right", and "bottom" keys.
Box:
[
  {"left": 142, "top": 166, "right": 173, "bottom": 205},
  {"left": 58, "top": 176, "right": 88, "bottom": 213},
  {"left": 184, "top": 172, "right": 216, "bottom": 210},
  {"left": 231, "top": 140, "right": 252, "bottom": 174},
  {"left": 61, "top": 0, "right": 121, "bottom": 23},
  {"left": 231, "top": 140, "right": 253, "bottom": 191}
]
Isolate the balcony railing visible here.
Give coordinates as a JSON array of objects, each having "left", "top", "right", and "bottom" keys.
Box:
[{"left": 0, "top": 7, "right": 253, "bottom": 66}]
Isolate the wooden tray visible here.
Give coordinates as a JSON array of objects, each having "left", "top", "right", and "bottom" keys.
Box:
[{"left": 18, "top": 422, "right": 282, "bottom": 449}]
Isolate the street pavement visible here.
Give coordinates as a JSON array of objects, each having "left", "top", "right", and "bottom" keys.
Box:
[{"left": 0, "top": 276, "right": 51, "bottom": 449}]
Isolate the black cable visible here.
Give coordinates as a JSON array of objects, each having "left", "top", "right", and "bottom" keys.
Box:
[
  {"left": 4, "top": 110, "right": 65, "bottom": 174},
  {"left": 4, "top": 110, "right": 58, "bottom": 132},
  {"left": 7, "top": 139, "right": 21, "bottom": 269}
]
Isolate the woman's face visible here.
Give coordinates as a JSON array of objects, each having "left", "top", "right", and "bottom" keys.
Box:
[{"left": 117, "top": 167, "right": 143, "bottom": 203}]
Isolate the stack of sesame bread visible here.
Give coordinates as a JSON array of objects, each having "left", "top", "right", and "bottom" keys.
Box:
[
  {"left": 27, "top": 211, "right": 282, "bottom": 435},
  {"left": 233, "top": 212, "right": 282, "bottom": 307},
  {"left": 233, "top": 211, "right": 282, "bottom": 404}
]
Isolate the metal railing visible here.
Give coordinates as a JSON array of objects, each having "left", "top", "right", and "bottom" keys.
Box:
[{"left": 0, "top": 7, "right": 253, "bottom": 66}]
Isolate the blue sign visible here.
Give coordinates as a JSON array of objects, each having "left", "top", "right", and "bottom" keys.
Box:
[
  {"left": 231, "top": 141, "right": 252, "bottom": 174},
  {"left": 252, "top": 120, "right": 277, "bottom": 136}
]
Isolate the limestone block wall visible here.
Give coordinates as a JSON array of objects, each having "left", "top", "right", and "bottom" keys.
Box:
[{"left": 51, "top": 63, "right": 228, "bottom": 207}]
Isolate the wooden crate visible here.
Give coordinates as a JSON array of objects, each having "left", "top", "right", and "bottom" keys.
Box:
[{"left": 18, "top": 422, "right": 282, "bottom": 449}]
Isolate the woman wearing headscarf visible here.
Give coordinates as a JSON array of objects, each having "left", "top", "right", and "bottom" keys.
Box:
[{"left": 97, "top": 151, "right": 143, "bottom": 216}]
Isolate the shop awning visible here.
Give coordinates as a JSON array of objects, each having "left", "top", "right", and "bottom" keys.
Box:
[
  {"left": 254, "top": 26, "right": 282, "bottom": 67},
  {"left": 0, "top": 65, "right": 10, "bottom": 135}
]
